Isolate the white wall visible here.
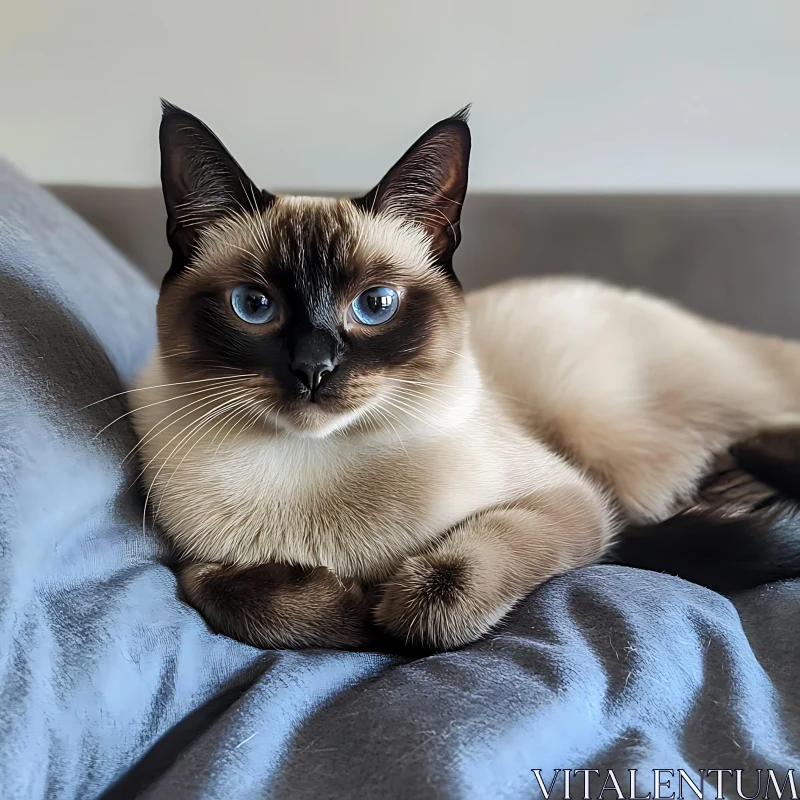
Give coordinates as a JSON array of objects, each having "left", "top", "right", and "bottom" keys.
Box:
[{"left": 2, "top": 0, "right": 799, "bottom": 191}]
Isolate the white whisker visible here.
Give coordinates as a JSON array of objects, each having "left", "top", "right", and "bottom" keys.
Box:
[
  {"left": 83, "top": 373, "right": 257, "bottom": 409},
  {"left": 91, "top": 379, "right": 255, "bottom": 441},
  {"left": 154, "top": 394, "right": 262, "bottom": 519},
  {"left": 122, "top": 384, "right": 253, "bottom": 465},
  {"left": 130, "top": 388, "right": 259, "bottom": 496},
  {"left": 141, "top": 391, "right": 261, "bottom": 533},
  {"left": 379, "top": 395, "right": 454, "bottom": 439}
]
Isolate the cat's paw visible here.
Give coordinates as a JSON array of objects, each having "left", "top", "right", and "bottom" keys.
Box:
[
  {"left": 374, "top": 553, "right": 514, "bottom": 651},
  {"left": 179, "top": 562, "right": 371, "bottom": 650}
]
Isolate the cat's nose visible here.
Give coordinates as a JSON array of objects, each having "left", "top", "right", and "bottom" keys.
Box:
[
  {"left": 290, "top": 329, "right": 339, "bottom": 392},
  {"left": 291, "top": 359, "right": 336, "bottom": 391}
]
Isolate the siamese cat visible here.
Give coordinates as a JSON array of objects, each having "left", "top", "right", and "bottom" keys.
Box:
[{"left": 130, "top": 102, "right": 800, "bottom": 651}]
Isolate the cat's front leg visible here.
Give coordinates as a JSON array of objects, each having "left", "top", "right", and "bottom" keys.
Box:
[
  {"left": 375, "top": 486, "right": 615, "bottom": 651},
  {"left": 179, "top": 562, "right": 371, "bottom": 649}
]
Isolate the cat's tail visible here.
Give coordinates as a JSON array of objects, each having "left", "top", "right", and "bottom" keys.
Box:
[
  {"left": 609, "top": 427, "right": 800, "bottom": 592},
  {"left": 610, "top": 506, "right": 800, "bottom": 592}
]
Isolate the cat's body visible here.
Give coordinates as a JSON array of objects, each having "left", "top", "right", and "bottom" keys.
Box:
[
  {"left": 134, "top": 273, "right": 800, "bottom": 647},
  {"left": 131, "top": 103, "right": 800, "bottom": 651},
  {"left": 469, "top": 278, "right": 800, "bottom": 520}
]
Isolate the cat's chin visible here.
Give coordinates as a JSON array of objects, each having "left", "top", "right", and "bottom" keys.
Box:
[{"left": 275, "top": 402, "right": 367, "bottom": 439}]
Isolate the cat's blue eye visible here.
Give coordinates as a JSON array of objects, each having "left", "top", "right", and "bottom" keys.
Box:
[
  {"left": 351, "top": 286, "right": 400, "bottom": 326},
  {"left": 230, "top": 285, "right": 276, "bottom": 324}
]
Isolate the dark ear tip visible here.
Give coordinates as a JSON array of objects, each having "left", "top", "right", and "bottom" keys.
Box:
[
  {"left": 160, "top": 98, "right": 185, "bottom": 117},
  {"left": 451, "top": 104, "right": 472, "bottom": 124},
  {"left": 159, "top": 101, "right": 209, "bottom": 144},
  {"left": 437, "top": 106, "right": 471, "bottom": 152}
]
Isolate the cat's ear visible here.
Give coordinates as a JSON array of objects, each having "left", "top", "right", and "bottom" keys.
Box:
[
  {"left": 354, "top": 107, "right": 471, "bottom": 271},
  {"left": 159, "top": 100, "right": 274, "bottom": 278}
]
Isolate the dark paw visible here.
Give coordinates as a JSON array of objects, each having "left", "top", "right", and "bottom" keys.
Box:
[
  {"left": 179, "top": 562, "right": 371, "bottom": 650},
  {"left": 418, "top": 562, "right": 469, "bottom": 603},
  {"left": 374, "top": 555, "right": 502, "bottom": 651}
]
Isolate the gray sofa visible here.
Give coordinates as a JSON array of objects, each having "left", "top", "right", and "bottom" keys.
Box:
[{"left": 2, "top": 161, "right": 799, "bottom": 799}]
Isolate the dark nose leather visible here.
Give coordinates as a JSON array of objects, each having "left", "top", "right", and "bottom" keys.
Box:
[
  {"left": 291, "top": 359, "right": 335, "bottom": 391},
  {"left": 290, "top": 330, "right": 339, "bottom": 392}
]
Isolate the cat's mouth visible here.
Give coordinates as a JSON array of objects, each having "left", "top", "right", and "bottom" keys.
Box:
[
  {"left": 277, "top": 398, "right": 367, "bottom": 437},
  {"left": 230, "top": 374, "right": 377, "bottom": 437},
  {"left": 271, "top": 388, "right": 370, "bottom": 437}
]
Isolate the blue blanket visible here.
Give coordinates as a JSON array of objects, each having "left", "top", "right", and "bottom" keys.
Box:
[{"left": 1, "top": 161, "right": 797, "bottom": 799}]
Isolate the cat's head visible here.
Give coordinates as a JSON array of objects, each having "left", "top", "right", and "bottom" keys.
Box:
[{"left": 156, "top": 102, "right": 473, "bottom": 438}]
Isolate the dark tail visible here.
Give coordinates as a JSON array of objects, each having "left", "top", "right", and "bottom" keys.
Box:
[
  {"left": 610, "top": 426, "right": 800, "bottom": 592},
  {"left": 611, "top": 506, "right": 800, "bottom": 592}
]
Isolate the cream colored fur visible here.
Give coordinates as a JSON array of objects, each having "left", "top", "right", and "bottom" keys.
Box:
[
  {"left": 132, "top": 273, "right": 800, "bottom": 649},
  {"left": 468, "top": 278, "right": 800, "bottom": 521}
]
